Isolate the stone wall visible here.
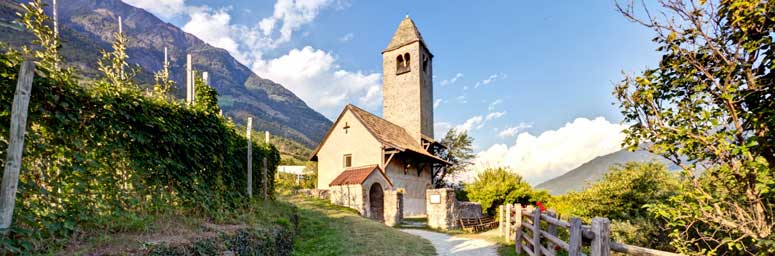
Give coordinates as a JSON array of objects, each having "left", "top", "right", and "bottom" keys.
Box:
[
  {"left": 458, "top": 202, "right": 483, "bottom": 219},
  {"left": 383, "top": 190, "right": 403, "bottom": 227},
  {"left": 296, "top": 189, "right": 329, "bottom": 200},
  {"left": 329, "top": 184, "right": 365, "bottom": 214},
  {"left": 385, "top": 157, "right": 432, "bottom": 217},
  {"left": 425, "top": 188, "right": 458, "bottom": 230}
]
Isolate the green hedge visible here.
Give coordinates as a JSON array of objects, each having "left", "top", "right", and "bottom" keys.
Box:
[{"left": 0, "top": 52, "right": 280, "bottom": 253}]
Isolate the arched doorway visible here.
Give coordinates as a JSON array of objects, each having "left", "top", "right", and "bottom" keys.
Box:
[{"left": 369, "top": 183, "right": 384, "bottom": 221}]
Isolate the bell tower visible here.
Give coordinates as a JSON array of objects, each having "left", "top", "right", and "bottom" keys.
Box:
[{"left": 382, "top": 16, "right": 434, "bottom": 144}]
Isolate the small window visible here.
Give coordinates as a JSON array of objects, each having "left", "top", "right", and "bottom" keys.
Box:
[
  {"left": 396, "top": 53, "right": 410, "bottom": 74},
  {"left": 343, "top": 154, "right": 352, "bottom": 168}
]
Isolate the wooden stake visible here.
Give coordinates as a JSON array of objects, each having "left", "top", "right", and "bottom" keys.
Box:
[
  {"left": 0, "top": 61, "right": 35, "bottom": 234},
  {"left": 118, "top": 16, "right": 123, "bottom": 34},
  {"left": 163, "top": 47, "right": 168, "bottom": 74},
  {"left": 202, "top": 72, "right": 209, "bottom": 85},
  {"left": 532, "top": 207, "right": 542, "bottom": 256},
  {"left": 505, "top": 204, "right": 511, "bottom": 243},
  {"left": 498, "top": 205, "right": 504, "bottom": 237},
  {"left": 186, "top": 54, "right": 192, "bottom": 104},
  {"left": 52, "top": 0, "right": 59, "bottom": 71},
  {"left": 247, "top": 117, "right": 253, "bottom": 197},
  {"left": 515, "top": 205, "right": 523, "bottom": 254},
  {"left": 568, "top": 217, "right": 582, "bottom": 256},
  {"left": 591, "top": 218, "right": 610, "bottom": 256},
  {"left": 262, "top": 157, "right": 268, "bottom": 200},
  {"left": 546, "top": 210, "right": 558, "bottom": 256},
  {"left": 265, "top": 131, "right": 270, "bottom": 144}
]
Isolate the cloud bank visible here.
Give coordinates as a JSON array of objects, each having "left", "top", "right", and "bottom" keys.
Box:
[{"left": 465, "top": 117, "right": 626, "bottom": 185}]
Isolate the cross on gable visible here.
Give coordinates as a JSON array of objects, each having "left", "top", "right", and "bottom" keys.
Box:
[{"left": 343, "top": 122, "right": 350, "bottom": 134}]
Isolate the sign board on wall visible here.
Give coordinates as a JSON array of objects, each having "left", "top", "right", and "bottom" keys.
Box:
[{"left": 430, "top": 194, "right": 441, "bottom": 204}]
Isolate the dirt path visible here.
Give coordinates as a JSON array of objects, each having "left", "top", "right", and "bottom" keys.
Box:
[{"left": 400, "top": 229, "right": 498, "bottom": 256}]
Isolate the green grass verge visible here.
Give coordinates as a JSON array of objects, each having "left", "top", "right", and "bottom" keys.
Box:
[{"left": 286, "top": 195, "right": 436, "bottom": 256}]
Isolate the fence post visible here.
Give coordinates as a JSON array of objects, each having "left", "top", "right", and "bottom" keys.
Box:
[
  {"left": 0, "top": 61, "right": 35, "bottom": 234},
  {"left": 568, "top": 217, "right": 582, "bottom": 256},
  {"left": 504, "top": 204, "right": 512, "bottom": 243},
  {"left": 532, "top": 207, "right": 542, "bottom": 256},
  {"left": 515, "top": 205, "right": 523, "bottom": 254},
  {"left": 546, "top": 210, "right": 558, "bottom": 256},
  {"left": 246, "top": 117, "right": 252, "bottom": 197},
  {"left": 591, "top": 217, "right": 610, "bottom": 256},
  {"left": 186, "top": 54, "right": 192, "bottom": 104},
  {"left": 262, "top": 157, "right": 268, "bottom": 200},
  {"left": 499, "top": 205, "right": 504, "bottom": 237}
]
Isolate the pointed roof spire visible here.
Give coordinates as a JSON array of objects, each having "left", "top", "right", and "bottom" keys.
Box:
[{"left": 383, "top": 16, "right": 431, "bottom": 55}]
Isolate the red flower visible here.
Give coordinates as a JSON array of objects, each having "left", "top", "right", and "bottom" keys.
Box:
[{"left": 535, "top": 201, "right": 546, "bottom": 212}]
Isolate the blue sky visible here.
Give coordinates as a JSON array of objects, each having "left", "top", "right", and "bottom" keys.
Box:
[{"left": 123, "top": 0, "right": 662, "bottom": 184}]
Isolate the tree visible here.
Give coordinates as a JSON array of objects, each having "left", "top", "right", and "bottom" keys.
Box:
[
  {"left": 615, "top": 1, "right": 775, "bottom": 254},
  {"left": 433, "top": 128, "right": 474, "bottom": 187},
  {"left": 96, "top": 20, "right": 138, "bottom": 89},
  {"left": 465, "top": 167, "right": 534, "bottom": 215}
]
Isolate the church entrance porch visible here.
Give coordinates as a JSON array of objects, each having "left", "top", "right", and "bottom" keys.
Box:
[{"left": 369, "top": 183, "right": 384, "bottom": 221}]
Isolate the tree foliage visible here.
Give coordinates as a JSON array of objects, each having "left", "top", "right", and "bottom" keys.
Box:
[
  {"left": 615, "top": 0, "right": 775, "bottom": 254},
  {"left": 465, "top": 167, "right": 541, "bottom": 215},
  {"left": 434, "top": 128, "right": 474, "bottom": 187}
]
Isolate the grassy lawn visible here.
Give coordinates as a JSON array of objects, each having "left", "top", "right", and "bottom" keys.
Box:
[{"left": 286, "top": 195, "right": 436, "bottom": 256}]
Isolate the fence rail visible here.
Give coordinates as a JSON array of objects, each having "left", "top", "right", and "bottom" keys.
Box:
[{"left": 498, "top": 204, "right": 682, "bottom": 256}]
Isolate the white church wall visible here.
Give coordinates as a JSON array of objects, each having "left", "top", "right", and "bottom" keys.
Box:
[
  {"left": 316, "top": 110, "right": 383, "bottom": 189},
  {"left": 385, "top": 156, "right": 432, "bottom": 217}
]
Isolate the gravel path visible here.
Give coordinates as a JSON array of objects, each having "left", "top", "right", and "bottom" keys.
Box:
[{"left": 400, "top": 229, "right": 498, "bottom": 256}]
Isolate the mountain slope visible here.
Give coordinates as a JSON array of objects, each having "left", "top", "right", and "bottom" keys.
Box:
[
  {"left": 0, "top": 0, "right": 331, "bottom": 148},
  {"left": 535, "top": 150, "right": 679, "bottom": 195}
]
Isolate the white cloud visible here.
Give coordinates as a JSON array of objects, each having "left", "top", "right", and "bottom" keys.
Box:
[
  {"left": 488, "top": 99, "right": 503, "bottom": 111},
  {"left": 486, "top": 111, "right": 506, "bottom": 121},
  {"left": 339, "top": 33, "right": 354, "bottom": 42},
  {"left": 455, "top": 95, "right": 467, "bottom": 104},
  {"left": 434, "top": 99, "right": 442, "bottom": 109},
  {"left": 434, "top": 122, "right": 453, "bottom": 138},
  {"left": 258, "top": 0, "right": 334, "bottom": 46},
  {"left": 474, "top": 73, "right": 507, "bottom": 88},
  {"left": 123, "top": 0, "right": 186, "bottom": 18},
  {"left": 498, "top": 122, "right": 533, "bottom": 137},
  {"left": 468, "top": 117, "right": 627, "bottom": 185},
  {"left": 251, "top": 46, "right": 381, "bottom": 117},
  {"left": 455, "top": 116, "right": 484, "bottom": 132},
  {"left": 440, "top": 73, "right": 463, "bottom": 86},
  {"left": 175, "top": 1, "right": 381, "bottom": 118}
]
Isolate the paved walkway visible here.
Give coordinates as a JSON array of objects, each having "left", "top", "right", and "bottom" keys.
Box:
[{"left": 399, "top": 229, "right": 498, "bottom": 256}]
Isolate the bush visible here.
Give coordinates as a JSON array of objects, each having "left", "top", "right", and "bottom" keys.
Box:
[{"left": 464, "top": 167, "right": 542, "bottom": 215}]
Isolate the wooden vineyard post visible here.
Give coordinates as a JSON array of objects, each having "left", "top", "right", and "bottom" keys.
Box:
[
  {"left": 186, "top": 54, "right": 193, "bottom": 104},
  {"left": 0, "top": 61, "right": 35, "bottom": 234},
  {"left": 532, "top": 207, "right": 542, "bottom": 256},
  {"left": 515, "top": 205, "right": 523, "bottom": 254},
  {"left": 591, "top": 217, "right": 610, "bottom": 256},
  {"left": 262, "top": 157, "right": 268, "bottom": 200},
  {"left": 265, "top": 131, "right": 270, "bottom": 144},
  {"left": 504, "top": 204, "right": 512, "bottom": 243},
  {"left": 499, "top": 205, "right": 504, "bottom": 237},
  {"left": 546, "top": 210, "right": 558, "bottom": 256},
  {"left": 246, "top": 117, "right": 253, "bottom": 197},
  {"left": 202, "top": 71, "right": 209, "bottom": 85},
  {"left": 568, "top": 217, "right": 583, "bottom": 256}
]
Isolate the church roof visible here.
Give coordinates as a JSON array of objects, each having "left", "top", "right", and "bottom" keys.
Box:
[
  {"left": 309, "top": 104, "right": 449, "bottom": 165},
  {"left": 383, "top": 16, "right": 432, "bottom": 56},
  {"left": 329, "top": 165, "right": 392, "bottom": 187}
]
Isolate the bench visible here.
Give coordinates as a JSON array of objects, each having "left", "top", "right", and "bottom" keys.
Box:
[{"left": 459, "top": 216, "right": 498, "bottom": 233}]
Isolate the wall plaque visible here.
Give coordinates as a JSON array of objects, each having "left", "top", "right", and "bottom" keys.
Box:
[{"left": 430, "top": 194, "right": 441, "bottom": 204}]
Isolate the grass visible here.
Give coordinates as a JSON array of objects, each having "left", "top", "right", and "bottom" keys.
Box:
[
  {"left": 60, "top": 199, "right": 297, "bottom": 254},
  {"left": 285, "top": 195, "right": 436, "bottom": 256}
]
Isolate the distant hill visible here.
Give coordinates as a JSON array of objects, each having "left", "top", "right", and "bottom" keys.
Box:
[
  {"left": 535, "top": 150, "right": 679, "bottom": 195},
  {"left": 0, "top": 0, "right": 331, "bottom": 149}
]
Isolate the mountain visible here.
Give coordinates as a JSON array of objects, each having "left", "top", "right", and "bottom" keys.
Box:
[
  {"left": 0, "top": 0, "right": 332, "bottom": 149},
  {"left": 535, "top": 150, "right": 680, "bottom": 195}
]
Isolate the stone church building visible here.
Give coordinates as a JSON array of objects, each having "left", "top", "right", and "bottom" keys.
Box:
[{"left": 310, "top": 17, "right": 448, "bottom": 219}]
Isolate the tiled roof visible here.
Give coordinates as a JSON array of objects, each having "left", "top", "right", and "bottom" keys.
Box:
[
  {"left": 329, "top": 165, "right": 391, "bottom": 186},
  {"left": 346, "top": 105, "right": 449, "bottom": 164},
  {"left": 383, "top": 16, "right": 432, "bottom": 56}
]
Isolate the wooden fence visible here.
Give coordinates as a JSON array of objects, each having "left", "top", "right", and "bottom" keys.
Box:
[{"left": 498, "top": 204, "right": 682, "bottom": 256}]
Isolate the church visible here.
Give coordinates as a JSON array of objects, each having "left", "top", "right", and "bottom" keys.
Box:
[{"left": 310, "top": 16, "right": 449, "bottom": 220}]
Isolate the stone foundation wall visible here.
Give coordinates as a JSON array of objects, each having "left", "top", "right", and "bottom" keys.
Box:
[
  {"left": 383, "top": 190, "right": 404, "bottom": 226},
  {"left": 296, "top": 189, "right": 330, "bottom": 200},
  {"left": 426, "top": 188, "right": 458, "bottom": 230},
  {"left": 329, "top": 185, "right": 365, "bottom": 214}
]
